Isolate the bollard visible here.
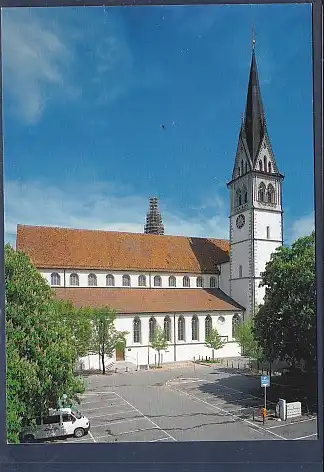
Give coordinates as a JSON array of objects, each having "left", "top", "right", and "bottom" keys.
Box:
[
  {"left": 226, "top": 360, "right": 228, "bottom": 367},
  {"left": 115, "top": 367, "right": 118, "bottom": 373},
  {"left": 125, "top": 366, "right": 128, "bottom": 373},
  {"left": 238, "top": 362, "right": 240, "bottom": 370},
  {"left": 231, "top": 361, "right": 234, "bottom": 369}
]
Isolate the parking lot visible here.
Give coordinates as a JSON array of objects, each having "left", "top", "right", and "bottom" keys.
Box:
[{"left": 56, "top": 365, "right": 317, "bottom": 443}]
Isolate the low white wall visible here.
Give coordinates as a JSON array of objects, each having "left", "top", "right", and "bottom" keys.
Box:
[{"left": 78, "top": 342, "right": 241, "bottom": 370}]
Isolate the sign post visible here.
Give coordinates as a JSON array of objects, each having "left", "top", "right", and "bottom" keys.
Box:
[{"left": 261, "top": 375, "right": 270, "bottom": 417}]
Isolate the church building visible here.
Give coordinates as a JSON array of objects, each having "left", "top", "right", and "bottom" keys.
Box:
[{"left": 15, "top": 44, "right": 284, "bottom": 370}]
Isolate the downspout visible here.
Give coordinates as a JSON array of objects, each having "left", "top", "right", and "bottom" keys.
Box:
[
  {"left": 173, "top": 313, "right": 176, "bottom": 362},
  {"left": 63, "top": 269, "right": 66, "bottom": 288}
]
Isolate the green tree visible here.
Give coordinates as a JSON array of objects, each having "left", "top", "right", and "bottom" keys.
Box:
[
  {"left": 5, "top": 244, "right": 85, "bottom": 443},
  {"left": 234, "top": 318, "right": 263, "bottom": 361},
  {"left": 150, "top": 326, "right": 168, "bottom": 367},
  {"left": 205, "top": 327, "right": 226, "bottom": 360},
  {"left": 253, "top": 232, "right": 316, "bottom": 370},
  {"left": 90, "top": 307, "right": 128, "bottom": 374}
]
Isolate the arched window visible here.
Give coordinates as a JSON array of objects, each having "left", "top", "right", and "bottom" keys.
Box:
[
  {"left": 264, "top": 156, "right": 267, "bottom": 172},
  {"left": 196, "top": 276, "right": 203, "bottom": 288},
  {"left": 266, "top": 184, "right": 275, "bottom": 204},
  {"left": 70, "top": 273, "right": 79, "bottom": 286},
  {"left": 183, "top": 276, "right": 190, "bottom": 287},
  {"left": 178, "top": 315, "right": 185, "bottom": 341},
  {"left": 138, "top": 275, "right": 146, "bottom": 287},
  {"left": 210, "top": 276, "right": 217, "bottom": 288},
  {"left": 268, "top": 162, "right": 272, "bottom": 173},
  {"left": 149, "top": 316, "right": 156, "bottom": 342},
  {"left": 236, "top": 189, "right": 242, "bottom": 206},
  {"left": 259, "top": 160, "right": 263, "bottom": 171},
  {"left": 232, "top": 314, "right": 242, "bottom": 339},
  {"left": 122, "top": 274, "right": 131, "bottom": 287},
  {"left": 51, "top": 272, "right": 60, "bottom": 286},
  {"left": 239, "top": 265, "right": 243, "bottom": 278},
  {"left": 164, "top": 316, "right": 171, "bottom": 342},
  {"left": 154, "top": 275, "right": 162, "bottom": 287},
  {"left": 88, "top": 273, "right": 97, "bottom": 286},
  {"left": 192, "top": 315, "right": 199, "bottom": 341},
  {"left": 205, "top": 315, "right": 212, "bottom": 340},
  {"left": 133, "top": 317, "right": 141, "bottom": 343},
  {"left": 242, "top": 185, "right": 248, "bottom": 204},
  {"left": 169, "top": 276, "right": 176, "bottom": 287},
  {"left": 258, "top": 182, "right": 266, "bottom": 202},
  {"left": 106, "top": 274, "right": 115, "bottom": 287}
]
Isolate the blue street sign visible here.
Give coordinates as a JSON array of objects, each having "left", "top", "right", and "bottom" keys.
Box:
[{"left": 261, "top": 375, "right": 270, "bottom": 387}]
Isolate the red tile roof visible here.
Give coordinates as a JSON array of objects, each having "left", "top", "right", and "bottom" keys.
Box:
[
  {"left": 16, "top": 225, "right": 230, "bottom": 273},
  {"left": 54, "top": 288, "right": 243, "bottom": 313}
]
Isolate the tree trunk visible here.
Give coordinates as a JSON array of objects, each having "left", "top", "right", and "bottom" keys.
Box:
[
  {"left": 212, "top": 349, "right": 215, "bottom": 361},
  {"left": 101, "top": 350, "right": 105, "bottom": 375},
  {"left": 158, "top": 351, "right": 161, "bottom": 367}
]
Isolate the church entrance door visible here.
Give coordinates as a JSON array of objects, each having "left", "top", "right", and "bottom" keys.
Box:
[{"left": 116, "top": 346, "right": 125, "bottom": 361}]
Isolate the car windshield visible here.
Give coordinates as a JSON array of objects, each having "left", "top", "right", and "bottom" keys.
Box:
[{"left": 71, "top": 407, "right": 82, "bottom": 419}]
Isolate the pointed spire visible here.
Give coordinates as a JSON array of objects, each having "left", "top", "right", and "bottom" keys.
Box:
[
  {"left": 244, "top": 37, "right": 266, "bottom": 163},
  {"left": 144, "top": 197, "right": 164, "bottom": 235}
]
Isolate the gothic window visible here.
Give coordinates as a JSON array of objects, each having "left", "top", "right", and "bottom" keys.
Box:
[
  {"left": 178, "top": 316, "right": 185, "bottom": 341},
  {"left": 259, "top": 160, "right": 263, "bottom": 171},
  {"left": 88, "top": 273, "right": 97, "bottom": 286},
  {"left": 258, "top": 183, "right": 266, "bottom": 202},
  {"left": 239, "top": 265, "right": 243, "bottom": 278},
  {"left": 264, "top": 156, "right": 267, "bottom": 172},
  {"left": 196, "top": 276, "right": 203, "bottom": 288},
  {"left": 268, "top": 162, "right": 272, "bottom": 173},
  {"left": 122, "top": 274, "right": 131, "bottom": 287},
  {"left": 138, "top": 275, "right": 146, "bottom": 287},
  {"left": 241, "top": 159, "right": 244, "bottom": 173},
  {"left": 133, "top": 317, "right": 141, "bottom": 343},
  {"left": 51, "top": 272, "right": 60, "bottom": 286},
  {"left": 149, "top": 316, "right": 156, "bottom": 342},
  {"left": 70, "top": 273, "right": 79, "bottom": 286},
  {"left": 192, "top": 315, "right": 199, "bottom": 341},
  {"left": 236, "top": 189, "right": 242, "bottom": 207},
  {"left": 154, "top": 275, "right": 162, "bottom": 287},
  {"left": 106, "top": 274, "right": 115, "bottom": 286},
  {"left": 266, "top": 226, "right": 270, "bottom": 239},
  {"left": 164, "top": 316, "right": 171, "bottom": 342},
  {"left": 245, "top": 162, "right": 248, "bottom": 173},
  {"left": 266, "top": 184, "right": 275, "bottom": 204},
  {"left": 205, "top": 315, "right": 212, "bottom": 339},
  {"left": 242, "top": 185, "right": 248, "bottom": 204},
  {"left": 238, "top": 167, "right": 241, "bottom": 177},
  {"left": 183, "top": 276, "right": 190, "bottom": 287},
  {"left": 169, "top": 276, "right": 176, "bottom": 287},
  {"left": 210, "top": 276, "right": 217, "bottom": 288},
  {"left": 232, "top": 314, "right": 242, "bottom": 339}
]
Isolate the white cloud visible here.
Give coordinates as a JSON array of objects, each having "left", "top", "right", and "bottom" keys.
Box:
[
  {"left": 2, "top": 9, "right": 78, "bottom": 124},
  {"left": 4, "top": 179, "right": 230, "bottom": 247},
  {"left": 287, "top": 212, "right": 314, "bottom": 244}
]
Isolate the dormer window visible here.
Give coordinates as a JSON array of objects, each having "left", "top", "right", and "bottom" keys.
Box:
[
  {"left": 264, "top": 156, "right": 267, "bottom": 172},
  {"left": 268, "top": 162, "right": 272, "bottom": 173},
  {"left": 259, "top": 160, "right": 263, "bottom": 171}
]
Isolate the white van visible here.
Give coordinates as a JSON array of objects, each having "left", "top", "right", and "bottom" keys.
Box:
[{"left": 22, "top": 407, "right": 90, "bottom": 442}]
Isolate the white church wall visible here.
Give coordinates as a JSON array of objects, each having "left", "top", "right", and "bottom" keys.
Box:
[
  {"left": 253, "top": 210, "right": 283, "bottom": 243},
  {"left": 230, "top": 240, "right": 250, "bottom": 280},
  {"left": 230, "top": 210, "right": 252, "bottom": 244},
  {"left": 219, "top": 262, "right": 230, "bottom": 295},
  {"left": 41, "top": 269, "right": 220, "bottom": 289},
  {"left": 254, "top": 239, "right": 282, "bottom": 278}
]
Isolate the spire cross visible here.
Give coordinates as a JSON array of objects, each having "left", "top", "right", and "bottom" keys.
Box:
[{"left": 252, "top": 24, "right": 256, "bottom": 51}]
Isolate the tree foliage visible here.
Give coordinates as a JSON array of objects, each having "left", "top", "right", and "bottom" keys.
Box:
[
  {"left": 234, "top": 318, "right": 263, "bottom": 361},
  {"left": 253, "top": 233, "right": 316, "bottom": 369},
  {"left": 150, "top": 326, "right": 168, "bottom": 367},
  {"left": 89, "top": 307, "right": 128, "bottom": 374},
  {"left": 205, "top": 327, "right": 225, "bottom": 359},
  {"left": 5, "top": 245, "right": 86, "bottom": 443}
]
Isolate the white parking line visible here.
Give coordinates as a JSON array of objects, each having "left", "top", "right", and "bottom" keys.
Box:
[
  {"left": 90, "top": 409, "right": 135, "bottom": 419},
  {"left": 82, "top": 392, "right": 118, "bottom": 396},
  {"left": 91, "top": 417, "right": 141, "bottom": 429},
  {"left": 167, "top": 384, "right": 286, "bottom": 441},
  {"left": 150, "top": 437, "right": 173, "bottom": 442},
  {"left": 88, "top": 431, "right": 96, "bottom": 443},
  {"left": 293, "top": 433, "right": 317, "bottom": 440},
  {"left": 268, "top": 418, "right": 317, "bottom": 429},
  {"left": 82, "top": 403, "right": 126, "bottom": 412},
  {"left": 82, "top": 398, "right": 121, "bottom": 406},
  {"left": 113, "top": 392, "right": 177, "bottom": 442}
]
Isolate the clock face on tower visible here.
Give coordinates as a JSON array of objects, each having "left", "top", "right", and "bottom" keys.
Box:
[{"left": 236, "top": 214, "right": 245, "bottom": 229}]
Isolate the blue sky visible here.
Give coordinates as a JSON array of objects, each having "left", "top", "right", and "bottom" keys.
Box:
[{"left": 2, "top": 3, "right": 314, "bottom": 246}]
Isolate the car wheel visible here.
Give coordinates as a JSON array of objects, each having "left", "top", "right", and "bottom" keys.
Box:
[
  {"left": 23, "top": 434, "right": 35, "bottom": 443},
  {"left": 74, "top": 428, "right": 84, "bottom": 438}
]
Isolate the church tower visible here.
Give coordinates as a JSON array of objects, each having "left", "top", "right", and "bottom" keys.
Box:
[
  {"left": 227, "top": 40, "right": 284, "bottom": 318},
  {"left": 144, "top": 197, "right": 165, "bottom": 235}
]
